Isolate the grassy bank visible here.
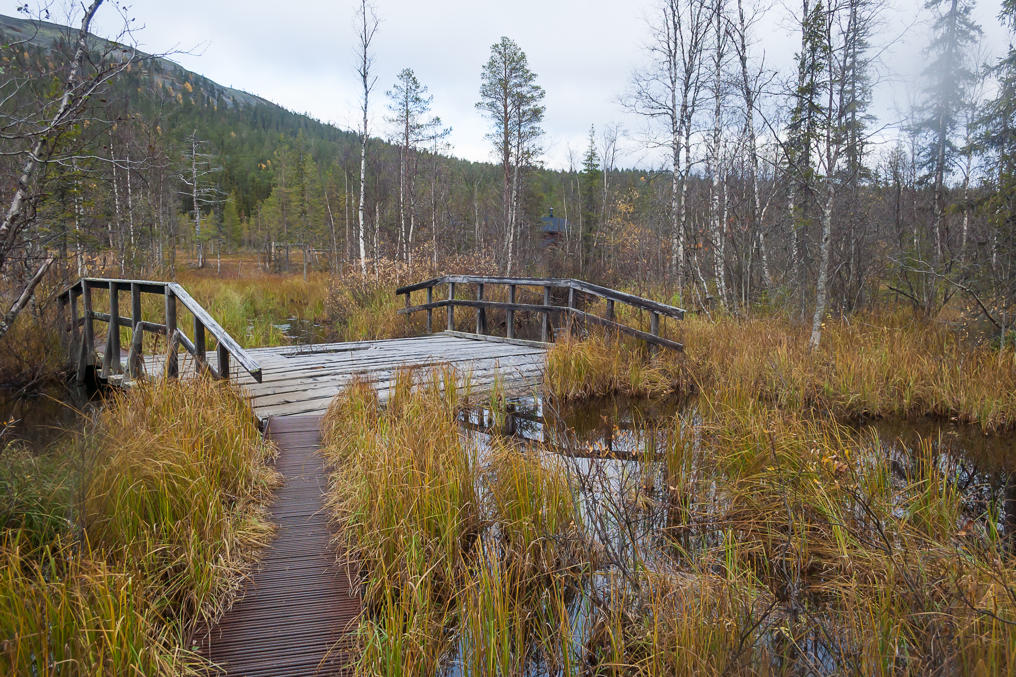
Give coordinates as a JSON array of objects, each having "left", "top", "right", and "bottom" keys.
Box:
[
  {"left": 546, "top": 312, "right": 1016, "bottom": 432},
  {"left": 322, "top": 373, "right": 1016, "bottom": 674},
  {"left": 0, "top": 379, "right": 278, "bottom": 674}
]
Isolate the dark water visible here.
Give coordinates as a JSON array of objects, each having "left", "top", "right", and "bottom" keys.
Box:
[{"left": 0, "top": 383, "right": 92, "bottom": 451}]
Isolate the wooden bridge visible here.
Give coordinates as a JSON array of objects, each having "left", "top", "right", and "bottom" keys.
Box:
[{"left": 56, "top": 275, "right": 684, "bottom": 675}]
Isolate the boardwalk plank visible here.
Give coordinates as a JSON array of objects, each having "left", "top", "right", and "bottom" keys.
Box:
[{"left": 197, "top": 415, "right": 358, "bottom": 676}]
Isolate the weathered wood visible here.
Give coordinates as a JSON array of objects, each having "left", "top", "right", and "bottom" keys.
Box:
[
  {"left": 425, "top": 286, "right": 433, "bottom": 334},
  {"left": 507, "top": 285, "right": 516, "bottom": 339},
  {"left": 127, "top": 321, "right": 144, "bottom": 379},
  {"left": 571, "top": 309, "right": 683, "bottom": 351},
  {"left": 606, "top": 298, "right": 615, "bottom": 322},
  {"left": 567, "top": 286, "right": 575, "bottom": 334},
  {"left": 194, "top": 316, "right": 207, "bottom": 373},
  {"left": 446, "top": 281, "right": 455, "bottom": 331},
  {"left": 169, "top": 283, "right": 261, "bottom": 382},
  {"left": 62, "top": 278, "right": 261, "bottom": 383},
  {"left": 217, "top": 343, "right": 230, "bottom": 379},
  {"left": 394, "top": 276, "right": 685, "bottom": 319},
  {"left": 79, "top": 280, "right": 94, "bottom": 383},
  {"left": 165, "top": 288, "right": 178, "bottom": 378},
  {"left": 476, "top": 282, "right": 486, "bottom": 335},
  {"left": 108, "top": 281, "right": 121, "bottom": 376},
  {"left": 398, "top": 299, "right": 560, "bottom": 315},
  {"left": 542, "top": 286, "right": 551, "bottom": 343}
]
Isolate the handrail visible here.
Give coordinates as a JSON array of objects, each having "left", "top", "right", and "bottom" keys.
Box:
[
  {"left": 394, "top": 276, "right": 684, "bottom": 351},
  {"left": 58, "top": 277, "right": 263, "bottom": 383}
]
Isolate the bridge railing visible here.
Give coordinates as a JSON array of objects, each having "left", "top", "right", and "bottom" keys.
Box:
[
  {"left": 57, "top": 278, "right": 263, "bottom": 384},
  {"left": 395, "top": 276, "right": 685, "bottom": 351}
]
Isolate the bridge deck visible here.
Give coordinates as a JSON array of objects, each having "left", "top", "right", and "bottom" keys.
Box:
[
  {"left": 140, "top": 332, "right": 547, "bottom": 423},
  {"left": 197, "top": 415, "right": 357, "bottom": 676}
]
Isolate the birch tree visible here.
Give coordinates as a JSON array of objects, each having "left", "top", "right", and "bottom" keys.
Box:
[
  {"left": 355, "top": 0, "right": 379, "bottom": 275},
  {"left": 0, "top": 0, "right": 135, "bottom": 339},
  {"left": 627, "top": 0, "right": 711, "bottom": 288}
]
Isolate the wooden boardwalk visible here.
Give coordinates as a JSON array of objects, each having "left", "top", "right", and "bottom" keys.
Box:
[
  {"left": 143, "top": 332, "right": 547, "bottom": 422},
  {"left": 198, "top": 415, "right": 358, "bottom": 676}
]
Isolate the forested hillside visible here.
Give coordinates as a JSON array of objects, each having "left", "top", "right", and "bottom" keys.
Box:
[{"left": 2, "top": 0, "right": 1015, "bottom": 345}]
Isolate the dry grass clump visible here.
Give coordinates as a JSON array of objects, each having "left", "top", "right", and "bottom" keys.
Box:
[
  {"left": 680, "top": 312, "right": 1016, "bottom": 430},
  {"left": 547, "top": 311, "right": 1016, "bottom": 431},
  {"left": 544, "top": 334, "right": 677, "bottom": 400},
  {"left": 0, "top": 379, "right": 278, "bottom": 674},
  {"left": 321, "top": 371, "right": 585, "bottom": 675}
]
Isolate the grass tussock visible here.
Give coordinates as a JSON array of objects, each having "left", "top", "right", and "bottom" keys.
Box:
[
  {"left": 321, "top": 372, "right": 585, "bottom": 675},
  {"left": 546, "top": 311, "right": 1016, "bottom": 431},
  {"left": 0, "top": 379, "right": 278, "bottom": 675},
  {"left": 544, "top": 334, "right": 677, "bottom": 400}
]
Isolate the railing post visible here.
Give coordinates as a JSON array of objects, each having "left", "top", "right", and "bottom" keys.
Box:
[
  {"left": 165, "top": 287, "right": 178, "bottom": 378},
  {"left": 68, "top": 286, "right": 80, "bottom": 361},
  {"left": 107, "top": 281, "right": 121, "bottom": 376},
  {"left": 426, "top": 286, "right": 433, "bottom": 334},
  {"left": 78, "top": 280, "right": 94, "bottom": 383},
  {"left": 476, "top": 282, "right": 486, "bottom": 335},
  {"left": 194, "top": 316, "right": 206, "bottom": 374},
  {"left": 447, "top": 281, "right": 455, "bottom": 331},
  {"left": 217, "top": 343, "right": 230, "bottom": 380},
  {"left": 507, "top": 284, "right": 516, "bottom": 339},
  {"left": 650, "top": 311, "right": 660, "bottom": 356},
  {"left": 130, "top": 283, "right": 142, "bottom": 375},
  {"left": 566, "top": 286, "right": 575, "bottom": 336},
  {"left": 606, "top": 299, "right": 615, "bottom": 323},
  {"left": 542, "top": 285, "right": 551, "bottom": 342}
]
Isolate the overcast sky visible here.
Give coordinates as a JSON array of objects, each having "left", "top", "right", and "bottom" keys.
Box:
[{"left": 29, "top": 0, "right": 1014, "bottom": 169}]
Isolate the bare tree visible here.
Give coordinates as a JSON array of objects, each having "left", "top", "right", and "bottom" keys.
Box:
[
  {"left": 0, "top": 1, "right": 135, "bottom": 339},
  {"left": 355, "top": 0, "right": 379, "bottom": 275},
  {"left": 627, "top": 0, "right": 711, "bottom": 288},
  {"left": 178, "top": 130, "right": 222, "bottom": 269}
]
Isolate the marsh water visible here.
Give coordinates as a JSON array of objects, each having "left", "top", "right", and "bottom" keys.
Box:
[{"left": 452, "top": 394, "right": 1016, "bottom": 675}]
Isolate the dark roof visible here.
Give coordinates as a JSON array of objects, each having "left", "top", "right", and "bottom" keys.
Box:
[{"left": 541, "top": 215, "right": 566, "bottom": 234}]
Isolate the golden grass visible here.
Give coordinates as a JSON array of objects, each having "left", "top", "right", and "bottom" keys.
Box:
[
  {"left": 546, "top": 312, "right": 1016, "bottom": 432},
  {"left": 318, "top": 360, "right": 1016, "bottom": 673},
  {"left": 320, "top": 371, "right": 584, "bottom": 675},
  {"left": 0, "top": 379, "right": 278, "bottom": 674}
]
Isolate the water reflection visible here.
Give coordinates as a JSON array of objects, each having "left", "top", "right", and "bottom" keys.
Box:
[{"left": 0, "top": 382, "right": 92, "bottom": 450}]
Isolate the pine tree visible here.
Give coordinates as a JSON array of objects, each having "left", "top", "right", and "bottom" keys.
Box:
[
  {"left": 579, "top": 125, "right": 601, "bottom": 272},
  {"left": 476, "top": 37, "right": 545, "bottom": 274},
  {"left": 386, "top": 68, "right": 450, "bottom": 266}
]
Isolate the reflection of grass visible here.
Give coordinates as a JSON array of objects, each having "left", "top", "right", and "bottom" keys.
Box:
[{"left": 0, "top": 379, "right": 278, "bottom": 674}]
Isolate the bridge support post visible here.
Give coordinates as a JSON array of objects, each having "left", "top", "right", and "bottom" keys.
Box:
[
  {"left": 107, "top": 281, "right": 121, "bottom": 376},
  {"left": 566, "top": 286, "right": 575, "bottom": 336},
  {"left": 507, "top": 285, "right": 515, "bottom": 339},
  {"left": 194, "top": 317, "right": 206, "bottom": 374},
  {"left": 68, "top": 286, "right": 80, "bottom": 362},
  {"left": 425, "top": 286, "right": 433, "bottom": 333},
  {"left": 542, "top": 285, "right": 551, "bottom": 342},
  {"left": 78, "top": 280, "right": 94, "bottom": 384},
  {"left": 217, "top": 343, "right": 230, "bottom": 379},
  {"left": 476, "top": 283, "right": 486, "bottom": 335},
  {"left": 650, "top": 311, "right": 660, "bottom": 356},
  {"left": 447, "top": 282, "right": 455, "bottom": 331},
  {"left": 165, "top": 289, "right": 178, "bottom": 378}
]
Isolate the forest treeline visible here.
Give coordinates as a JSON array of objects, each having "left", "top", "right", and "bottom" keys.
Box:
[{"left": 1, "top": 0, "right": 1015, "bottom": 347}]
